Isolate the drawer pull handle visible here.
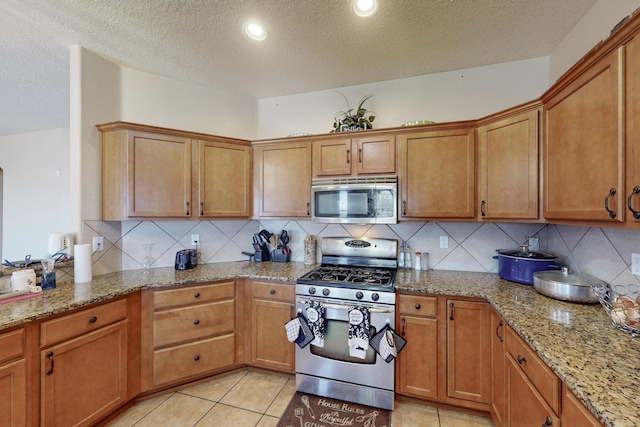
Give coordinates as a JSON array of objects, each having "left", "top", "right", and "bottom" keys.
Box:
[
  {"left": 517, "top": 355, "right": 527, "bottom": 365},
  {"left": 269, "top": 289, "right": 275, "bottom": 295},
  {"left": 194, "top": 355, "right": 200, "bottom": 361},
  {"left": 358, "top": 148, "right": 362, "bottom": 163},
  {"left": 481, "top": 200, "right": 486, "bottom": 217},
  {"left": 185, "top": 201, "right": 190, "bottom": 216},
  {"left": 449, "top": 302, "right": 454, "bottom": 321},
  {"left": 193, "top": 319, "right": 200, "bottom": 325},
  {"left": 604, "top": 188, "right": 616, "bottom": 219},
  {"left": 194, "top": 292, "right": 200, "bottom": 298},
  {"left": 290, "top": 305, "right": 295, "bottom": 320},
  {"left": 46, "top": 351, "right": 55, "bottom": 375},
  {"left": 496, "top": 320, "right": 504, "bottom": 343},
  {"left": 88, "top": 316, "right": 97, "bottom": 324},
  {"left": 541, "top": 416, "right": 553, "bottom": 427},
  {"left": 346, "top": 149, "right": 350, "bottom": 164},
  {"left": 402, "top": 200, "right": 407, "bottom": 216},
  {"left": 414, "top": 303, "right": 421, "bottom": 310},
  {"left": 401, "top": 318, "right": 406, "bottom": 336},
  {"left": 628, "top": 186, "right": 640, "bottom": 219}
]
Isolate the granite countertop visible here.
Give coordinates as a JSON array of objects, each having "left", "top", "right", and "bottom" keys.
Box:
[{"left": 0, "top": 262, "right": 636, "bottom": 426}]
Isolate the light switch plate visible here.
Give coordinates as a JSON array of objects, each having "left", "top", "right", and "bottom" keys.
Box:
[
  {"left": 632, "top": 253, "right": 640, "bottom": 276},
  {"left": 440, "top": 236, "right": 449, "bottom": 249},
  {"left": 92, "top": 236, "right": 104, "bottom": 252},
  {"left": 191, "top": 234, "right": 200, "bottom": 247}
]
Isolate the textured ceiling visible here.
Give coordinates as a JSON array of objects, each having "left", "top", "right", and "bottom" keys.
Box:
[{"left": 0, "top": 0, "right": 598, "bottom": 137}]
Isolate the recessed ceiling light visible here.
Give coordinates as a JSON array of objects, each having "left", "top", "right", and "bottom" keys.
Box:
[
  {"left": 244, "top": 23, "right": 267, "bottom": 41},
  {"left": 353, "top": 0, "right": 378, "bottom": 17}
]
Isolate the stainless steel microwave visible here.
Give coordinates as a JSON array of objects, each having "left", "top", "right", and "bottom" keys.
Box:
[{"left": 311, "top": 175, "right": 397, "bottom": 224}]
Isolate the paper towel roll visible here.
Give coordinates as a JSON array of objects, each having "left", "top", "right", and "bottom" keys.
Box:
[{"left": 74, "top": 244, "right": 92, "bottom": 283}]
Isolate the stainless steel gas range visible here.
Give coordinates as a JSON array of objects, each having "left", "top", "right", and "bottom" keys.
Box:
[{"left": 295, "top": 237, "right": 397, "bottom": 410}]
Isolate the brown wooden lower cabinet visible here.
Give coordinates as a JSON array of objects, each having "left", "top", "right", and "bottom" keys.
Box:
[
  {"left": 0, "top": 327, "right": 27, "bottom": 427},
  {"left": 396, "top": 294, "right": 491, "bottom": 411},
  {"left": 561, "top": 383, "right": 604, "bottom": 427},
  {"left": 39, "top": 297, "right": 133, "bottom": 427},
  {"left": 141, "top": 281, "right": 237, "bottom": 391},
  {"left": 249, "top": 280, "right": 296, "bottom": 373}
]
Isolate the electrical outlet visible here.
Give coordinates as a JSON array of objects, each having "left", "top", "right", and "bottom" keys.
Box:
[
  {"left": 528, "top": 237, "right": 539, "bottom": 252},
  {"left": 92, "top": 236, "right": 104, "bottom": 252},
  {"left": 191, "top": 234, "right": 200, "bottom": 247},
  {"left": 632, "top": 253, "right": 640, "bottom": 276},
  {"left": 440, "top": 236, "right": 449, "bottom": 249}
]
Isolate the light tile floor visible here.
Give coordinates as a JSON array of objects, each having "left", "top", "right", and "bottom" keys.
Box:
[{"left": 106, "top": 369, "right": 495, "bottom": 427}]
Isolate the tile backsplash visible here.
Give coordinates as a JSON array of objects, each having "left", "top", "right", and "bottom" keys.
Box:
[{"left": 82, "top": 219, "right": 640, "bottom": 287}]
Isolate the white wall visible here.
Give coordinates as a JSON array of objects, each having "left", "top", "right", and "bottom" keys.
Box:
[
  {"left": 549, "top": 0, "right": 640, "bottom": 81},
  {"left": 0, "top": 128, "right": 70, "bottom": 260},
  {"left": 120, "top": 68, "right": 257, "bottom": 140},
  {"left": 256, "top": 57, "right": 549, "bottom": 140}
]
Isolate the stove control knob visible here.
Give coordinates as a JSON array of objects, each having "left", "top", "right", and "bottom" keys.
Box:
[
  {"left": 356, "top": 291, "right": 364, "bottom": 300},
  {"left": 322, "top": 288, "right": 330, "bottom": 296},
  {"left": 371, "top": 293, "right": 380, "bottom": 301},
  {"left": 308, "top": 287, "right": 316, "bottom": 295}
]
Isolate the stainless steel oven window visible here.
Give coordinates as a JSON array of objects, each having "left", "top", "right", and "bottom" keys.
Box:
[{"left": 309, "top": 319, "right": 377, "bottom": 364}]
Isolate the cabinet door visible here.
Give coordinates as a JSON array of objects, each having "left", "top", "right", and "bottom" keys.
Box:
[
  {"left": 561, "top": 384, "right": 603, "bottom": 427},
  {"left": 506, "top": 356, "right": 559, "bottom": 427},
  {"left": 127, "top": 132, "right": 192, "bottom": 217},
  {"left": 478, "top": 108, "right": 539, "bottom": 220},
  {"left": 198, "top": 140, "right": 251, "bottom": 218},
  {"left": 400, "top": 128, "right": 475, "bottom": 219},
  {"left": 490, "top": 310, "right": 506, "bottom": 427},
  {"left": 313, "top": 138, "right": 352, "bottom": 177},
  {"left": 254, "top": 141, "right": 311, "bottom": 217},
  {"left": 446, "top": 300, "right": 491, "bottom": 404},
  {"left": 544, "top": 49, "right": 624, "bottom": 222},
  {"left": 41, "top": 321, "right": 128, "bottom": 427},
  {"left": 625, "top": 33, "right": 640, "bottom": 224},
  {"left": 0, "top": 359, "right": 27, "bottom": 427},
  {"left": 355, "top": 135, "right": 396, "bottom": 175},
  {"left": 396, "top": 315, "right": 438, "bottom": 399},
  {"left": 251, "top": 298, "right": 295, "bottom": 372}
]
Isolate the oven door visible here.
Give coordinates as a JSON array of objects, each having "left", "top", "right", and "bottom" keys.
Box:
[{"left": 295, "top": 296, "right": 395, "bottom": 391}]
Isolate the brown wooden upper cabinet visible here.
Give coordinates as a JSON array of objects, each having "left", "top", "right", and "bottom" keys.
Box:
[
  {"left": 253, "top": 140, "right": 312, "bottom": 218},
  {"left": 476, "top": 104, "right": 540, "bottom": 221},
  {"left": 312, "top": 134, "right": 396, "bottom": 177},
  {"left": 399, "top": 126, "right": 475, "bottom": 219},
  {"left": 98, "top": 122, "right": 252, "bottom": 220},
  {"left": 542, "top": 49, "right": 624, "bottom": 222}
]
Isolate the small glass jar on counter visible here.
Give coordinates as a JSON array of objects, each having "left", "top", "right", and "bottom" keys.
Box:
[{"left": 41, "top": 258, "right": 56, "bottom": 290}]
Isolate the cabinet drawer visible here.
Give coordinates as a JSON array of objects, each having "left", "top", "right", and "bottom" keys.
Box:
[
  {"left": 153, "top": 281, "right": 235, "bottom": 309},
  {"left": 154, "top": 300, "right": 235, "bottom": 348},
  {"left": 0, "top": 328, "right": 25, "bottom": 364},
  {"left": 252, "top": 281, "right": 295, "bottom": 301},
  {"left": 152, "top": 333, "right": 235, "bottom": 386},
  {"left": 398, "top": 294, "right": 437, "bottom": 317},
  {"left": 41, "top": 298, "right": 127, "bottom": 347},
  {"left": 505, "top": 327, "right": 560, "bottom": 413}
]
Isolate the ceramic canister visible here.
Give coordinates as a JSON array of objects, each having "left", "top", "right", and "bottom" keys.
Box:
[{"left": 11, "top": 269, "right": 36, "bottom": 291}]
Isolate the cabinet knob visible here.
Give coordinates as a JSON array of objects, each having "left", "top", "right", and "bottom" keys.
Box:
[
  {"left": 193, "top": 319, "right": 200, "bottom": 325},
  {"left": 414, "top": 303, "right": 421, "bottom": 310},
  {"left": 517, "top": 354, "right": 527, "bottom": 365},
  {"left": 269, "top": 289, "right": 275, "bottom": 295},
  {"left": 194, "top": 292, "right": 200, "bottom": 298},
  {"left": 194, "top": 355, "right": 200, "bottom": 361},
  {"left": 88, "top": 316, "right": 98, "bottom": 324}
]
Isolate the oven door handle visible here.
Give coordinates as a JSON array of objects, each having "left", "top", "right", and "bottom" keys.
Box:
[{"left": 297, "top": 300, "right": 394, "bottom": 314}]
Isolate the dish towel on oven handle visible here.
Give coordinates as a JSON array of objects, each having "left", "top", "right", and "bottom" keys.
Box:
[
  {"left": 348, "top": 305, "right": 370, "bottom": 359},
  {"left": 284, "top": 313, "right": 315, "bottom": 348},
  {"left": 370, "top": 324, "right": 407, "bottom": 363},
  {"left": 305, "top": 300, "right": 325, "bottom": 347}
]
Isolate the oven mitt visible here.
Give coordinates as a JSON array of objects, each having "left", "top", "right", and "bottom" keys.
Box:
[
  {"left": 284, "top": 313, "right": 314, "bottom": 348},
  {"left": 370, "top": 324, "right": 407, "bottom": 363},
  {"left": 348, "top": 306, "right": 370, "bottom": 359},
  {"left": 305, "top": 301, "right": 325, "bottom": 347}
]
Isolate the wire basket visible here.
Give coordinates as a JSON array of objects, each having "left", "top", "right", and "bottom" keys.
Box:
[{"left": 593, "top": 283, "right": 640, "bottom": 337}]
